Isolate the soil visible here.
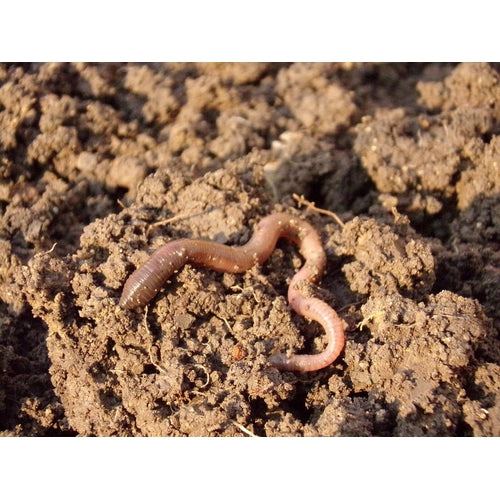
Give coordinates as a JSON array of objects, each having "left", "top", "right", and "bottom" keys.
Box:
[{"left": 0, "top": 62, "right": 499, "bottom": 436}]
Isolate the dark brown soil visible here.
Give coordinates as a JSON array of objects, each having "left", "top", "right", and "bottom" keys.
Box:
[{"left": 1, "top": 62, "right": 498, "bottom": 436}]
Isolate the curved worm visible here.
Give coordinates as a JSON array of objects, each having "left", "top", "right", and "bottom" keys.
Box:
[{"left": 120, "top": 213, "right": 345, "bottom": 372}]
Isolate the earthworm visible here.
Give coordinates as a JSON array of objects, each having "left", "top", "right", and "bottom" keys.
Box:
[{"left": 120, "top": 213, "right": 345, "bottom": 372}]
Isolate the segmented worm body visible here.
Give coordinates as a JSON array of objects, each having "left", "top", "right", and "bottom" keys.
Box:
[{"left": 120, "top": 213, "right": 345, "bottom": 372}]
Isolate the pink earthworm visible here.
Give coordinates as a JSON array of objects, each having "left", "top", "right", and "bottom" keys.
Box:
[{"left": 119, "top": 213, "right": 345, "bottom": 372}]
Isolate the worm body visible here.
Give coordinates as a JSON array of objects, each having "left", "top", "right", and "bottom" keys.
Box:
[{"left": 120, "top": 213, "right": 345, "bottom": 372}]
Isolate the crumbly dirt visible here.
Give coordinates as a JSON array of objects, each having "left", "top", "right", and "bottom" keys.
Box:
[{"left": 0, "top": 62, "right": 498, "bottom": 436}]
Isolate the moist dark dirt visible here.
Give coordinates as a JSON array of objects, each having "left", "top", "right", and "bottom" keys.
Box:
[{"left": 1, "top": 62, "right": 498, "bottom": 436}]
